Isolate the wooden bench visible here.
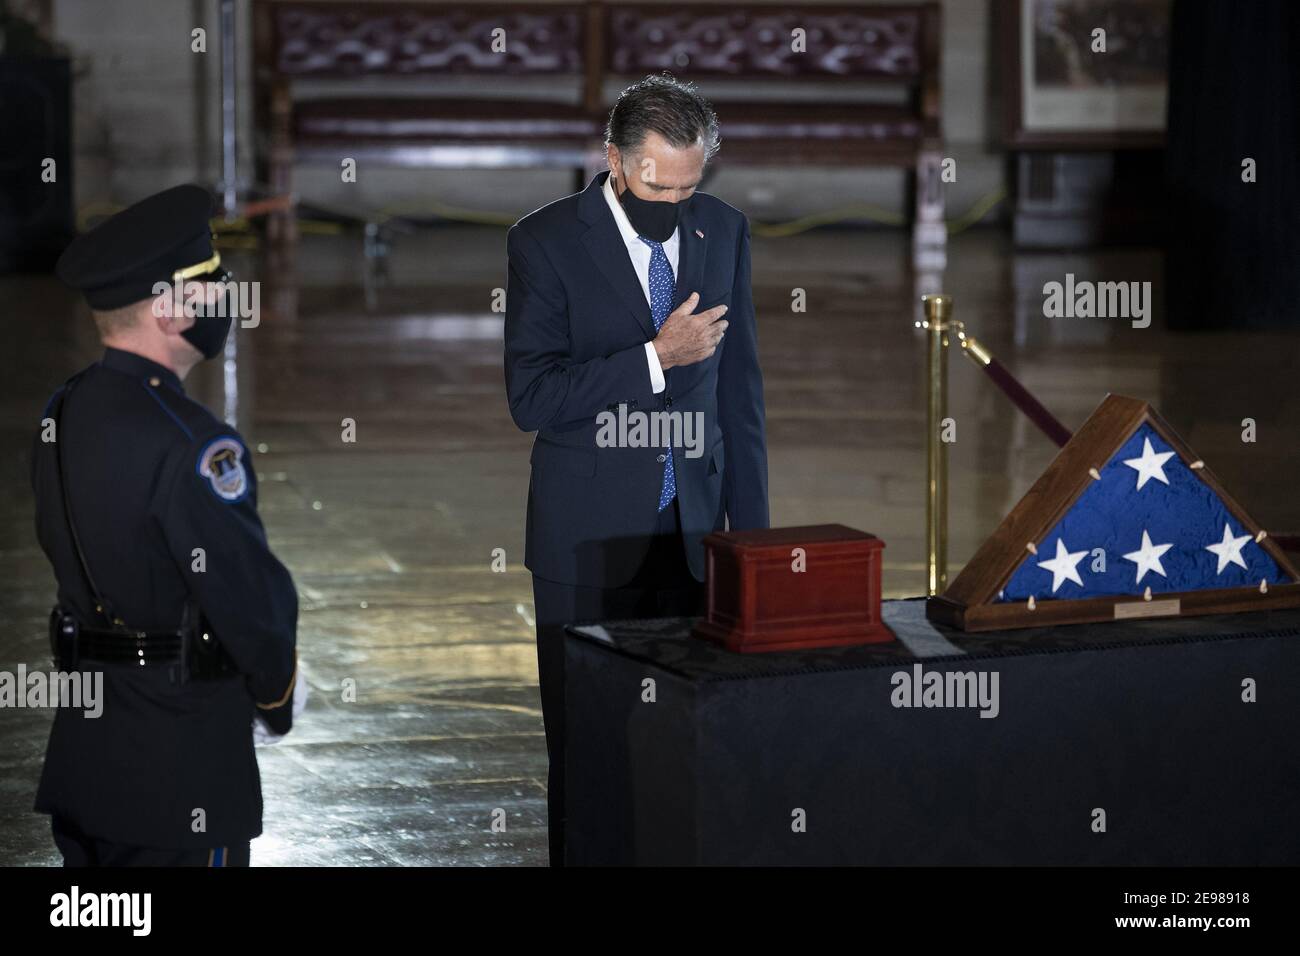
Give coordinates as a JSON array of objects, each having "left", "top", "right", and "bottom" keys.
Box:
[{"left": 252, "top": 0, "right": 944, "bottom": 261}]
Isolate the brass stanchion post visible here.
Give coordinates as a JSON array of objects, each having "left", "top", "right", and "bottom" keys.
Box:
[{"left": 921, "top": 294, "right": 951, "bottom": 597}]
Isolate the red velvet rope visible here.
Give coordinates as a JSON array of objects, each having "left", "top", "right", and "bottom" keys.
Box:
[{"left": 981, "top": 358, "right": 1074, "bottom": 449}]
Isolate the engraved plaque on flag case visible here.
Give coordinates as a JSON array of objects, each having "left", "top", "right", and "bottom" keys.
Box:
[{"left": 693, "top": 525, "right": 894, "bottom": 653}]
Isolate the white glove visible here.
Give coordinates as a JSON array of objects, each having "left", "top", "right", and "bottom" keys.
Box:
[{"left": 253, "top": 663, "right": 309, "bottom": 746}]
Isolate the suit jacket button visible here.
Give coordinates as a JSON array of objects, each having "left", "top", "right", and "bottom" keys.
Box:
[
  {"left": 656, "top": 453, "right": 667, "bottom": 463},
  {"left": 665, "top": 396, "right": 673, "bottom": 407}
]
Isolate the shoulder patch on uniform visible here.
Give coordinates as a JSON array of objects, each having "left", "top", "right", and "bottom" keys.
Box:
[{"left": 196, "top": 435, "right": 249, "bottom": 503}]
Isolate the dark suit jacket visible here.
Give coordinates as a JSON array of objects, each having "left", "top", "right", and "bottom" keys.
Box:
[{"left": 505, "top": 170, "right": 769, "bottom": 587}]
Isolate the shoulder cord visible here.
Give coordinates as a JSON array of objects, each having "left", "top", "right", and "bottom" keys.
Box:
[{"left": 52, "top": 376, "right": 125, "bottom": 631}]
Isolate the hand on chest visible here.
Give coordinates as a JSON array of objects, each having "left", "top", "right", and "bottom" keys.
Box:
[{"left": 571, "top": 224, "right": 732, "bottom": 360}]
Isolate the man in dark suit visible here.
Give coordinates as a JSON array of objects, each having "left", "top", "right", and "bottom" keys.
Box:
[{"left": 504, "top": 73, "right": 769, "bottom": 865}]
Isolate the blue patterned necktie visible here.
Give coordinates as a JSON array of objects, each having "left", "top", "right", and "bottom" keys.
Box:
[{"left": 638, "top": 235, "right": 677, "bottom": 511}]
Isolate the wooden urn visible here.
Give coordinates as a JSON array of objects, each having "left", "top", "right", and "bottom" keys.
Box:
[{"left": 692, "top": 524, "right": 894, "bottom": 653}]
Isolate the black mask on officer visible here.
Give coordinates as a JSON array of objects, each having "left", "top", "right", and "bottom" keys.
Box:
[
  {"left": 616, "top": 174, "right": 690, "bottom": 243},
  {"left": 180, "top": 270, "right": 235, "bottom": 360}
]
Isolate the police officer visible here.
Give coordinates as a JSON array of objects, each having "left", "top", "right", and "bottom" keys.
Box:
[{"left": 32, "top": 184, "right": 300, "bottom": 866}]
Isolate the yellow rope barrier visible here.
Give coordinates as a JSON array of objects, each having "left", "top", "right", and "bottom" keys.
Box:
[{"left": 76, "top": 184, "right": 1008, "bottom": 247}]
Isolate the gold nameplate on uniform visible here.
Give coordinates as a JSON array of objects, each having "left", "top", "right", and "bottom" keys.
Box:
[{"left": 1114, "top": 599, "right": 1181, "bottom": 620}]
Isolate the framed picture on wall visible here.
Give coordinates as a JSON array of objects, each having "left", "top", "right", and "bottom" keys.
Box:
[{"left": 1000, "top": 0, "right": 1171, "bottom": 149}]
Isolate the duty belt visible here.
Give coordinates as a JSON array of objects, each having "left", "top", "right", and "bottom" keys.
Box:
[{"left": 50, "top": 607, "right": 238, "bottom": 681}]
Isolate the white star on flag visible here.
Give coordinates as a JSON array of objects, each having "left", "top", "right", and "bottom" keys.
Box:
[
  {"left": 1123, "top": 529, "right": 1173, "bottom": 584},
  {"left": 1123, "top": 437, "right": 1176, "bottom": 490},
  {"left": 1205, "top": 523, "right": 1251, "bottom": 574},
  {"left": 1037, "top": 538, "right": 1088, "bottom": 592}
]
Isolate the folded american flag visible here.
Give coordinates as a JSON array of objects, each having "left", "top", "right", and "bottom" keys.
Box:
[{"left": 997, "top": 423, "right": 1291, "bottom": 603}]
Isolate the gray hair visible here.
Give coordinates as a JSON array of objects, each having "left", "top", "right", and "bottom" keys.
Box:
[{"left": 604, "top": 72, "right": 721, "bottom": 167}]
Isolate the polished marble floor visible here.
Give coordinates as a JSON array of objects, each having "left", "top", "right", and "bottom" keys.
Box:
[{"left": 2, "top": 220, "right": 1298, "bottom": 865}]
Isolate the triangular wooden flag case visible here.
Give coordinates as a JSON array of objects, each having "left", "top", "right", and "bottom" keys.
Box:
[{"left": 927, "top": 394, "right": 1300, "bottom": 631}]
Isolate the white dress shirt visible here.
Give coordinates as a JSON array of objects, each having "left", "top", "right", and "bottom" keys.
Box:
[{"left": 602, "top": 172, "right": 677, "bottom": 394}]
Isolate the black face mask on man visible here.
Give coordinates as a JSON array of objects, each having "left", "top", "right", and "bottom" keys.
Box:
[
  {"left": 182, "top": 311, "right": 233, "bottom": 360},
  {"left": 616, "top": 174, "right": 690, "bottom": 243},
  {"left": 180, "top": 271, "right": 235, "bottom": 360}
]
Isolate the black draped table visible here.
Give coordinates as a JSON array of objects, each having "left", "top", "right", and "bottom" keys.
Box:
[{"left": 563, "top": 600, "right": 1300, "bottom": 865}]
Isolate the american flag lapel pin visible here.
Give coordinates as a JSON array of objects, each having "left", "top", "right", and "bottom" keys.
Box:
[{"left": 695, "top": 229, "right": 704, "bottom": 238}]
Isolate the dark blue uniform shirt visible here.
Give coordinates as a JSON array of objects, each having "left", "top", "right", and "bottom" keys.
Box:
[{"left": 30, "top": 347, "right": 298, "bottom": 848}]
